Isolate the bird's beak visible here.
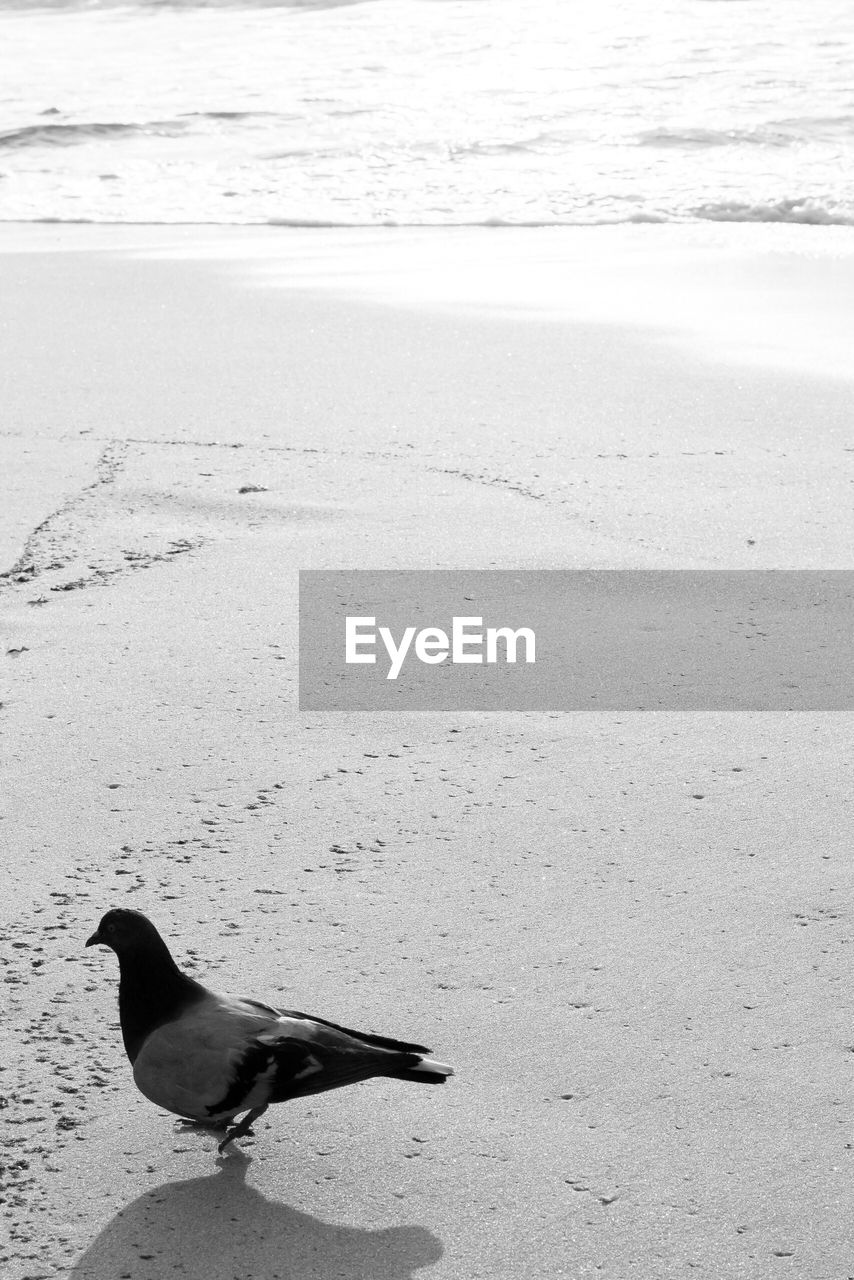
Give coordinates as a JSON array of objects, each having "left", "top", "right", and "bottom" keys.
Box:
[{"left": 85, "top": 929, "right": 103, "bottom": 948}]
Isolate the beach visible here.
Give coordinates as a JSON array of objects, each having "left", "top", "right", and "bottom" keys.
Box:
[{"left": 2, "top": 222, "right": 854, "bottom": 1279}]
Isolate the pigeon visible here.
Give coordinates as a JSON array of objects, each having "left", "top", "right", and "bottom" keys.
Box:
[{"left": 85, "top": 907, "right": 453, "bottom": 1152}]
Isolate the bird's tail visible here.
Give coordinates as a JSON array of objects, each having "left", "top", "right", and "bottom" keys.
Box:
[{"left": 387, "top": 1054, "right": 454, "bottom": 1085}]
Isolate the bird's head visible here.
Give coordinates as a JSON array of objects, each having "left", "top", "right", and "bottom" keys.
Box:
[{"left": 85, "top": 908, "right": 165, "bottom": 957}]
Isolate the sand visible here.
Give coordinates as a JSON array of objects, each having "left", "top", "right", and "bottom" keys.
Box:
[{"left": 1, "top": 223, "right": 853, "bottom": 1280}]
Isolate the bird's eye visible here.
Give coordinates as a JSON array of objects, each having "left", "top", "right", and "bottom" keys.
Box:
[{"left": 106, "top": 922, "right": 116, "bottom": 934}]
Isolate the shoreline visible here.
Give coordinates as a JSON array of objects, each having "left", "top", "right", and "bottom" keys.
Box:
[{"left": 2, "top": 222, "right": 853, "bottom": 575}]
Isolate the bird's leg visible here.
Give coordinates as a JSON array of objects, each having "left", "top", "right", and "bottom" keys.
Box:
[{"left": 218, "top": 1105, "right": 268, "bottom": 1153}]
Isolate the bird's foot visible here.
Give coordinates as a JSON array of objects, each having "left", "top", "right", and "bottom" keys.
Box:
[
  {"left": 218, "top": 1125, "right": 254, "bottom": 1152},
  {"left": 217, "top": 1106, "right": 267, "bottom": 1154}
]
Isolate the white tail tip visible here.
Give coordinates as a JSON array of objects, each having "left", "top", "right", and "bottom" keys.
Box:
[{"left": 418, "top": 1057, "right": 454, "bottom": 1077}]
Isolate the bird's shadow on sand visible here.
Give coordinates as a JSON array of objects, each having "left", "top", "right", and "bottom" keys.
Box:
[{"left": 70, "top": 1150, "right": 443, "bottom": 1280}]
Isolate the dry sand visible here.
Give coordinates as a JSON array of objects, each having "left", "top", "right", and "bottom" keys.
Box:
[{"left": 1, "top": 224, "right": 853, "bottom": 1279}]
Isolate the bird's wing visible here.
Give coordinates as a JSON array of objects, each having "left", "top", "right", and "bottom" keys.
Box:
[
  {"left": 269, "top": 1004, "right": 432, "bottom": 1056},
  {"left": 131, "top": 992, "right": 320, "bottom": 1122},
  {"left": 251, "top": 1006, "right": 433, "bottom": 1103}
]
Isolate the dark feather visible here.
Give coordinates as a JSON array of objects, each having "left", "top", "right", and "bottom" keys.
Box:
[
  {"left": 284, "top": 1008, "right": 432, "bottom": 1057},
  {"left": 205, "top": 1041, "right": 275, "bottom": 1118}
]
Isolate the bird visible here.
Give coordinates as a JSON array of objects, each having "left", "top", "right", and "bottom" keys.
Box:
[{"left": 85, "top": 907, "right": 453, "bottom": 1153}]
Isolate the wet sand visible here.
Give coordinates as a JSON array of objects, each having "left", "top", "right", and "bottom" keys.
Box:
[{"left": 2, "top": 224, "right": 853, "bottom": 1279}]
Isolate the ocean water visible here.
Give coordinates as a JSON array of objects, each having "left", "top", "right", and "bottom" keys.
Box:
[{"left": 0, "top": 0, "right": 852, "bottom": 226}]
